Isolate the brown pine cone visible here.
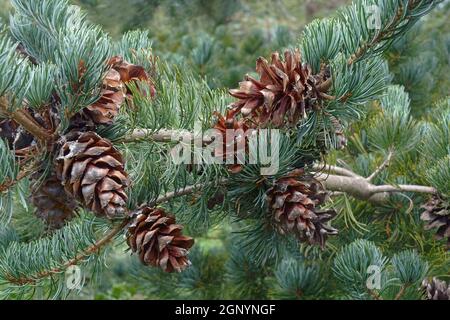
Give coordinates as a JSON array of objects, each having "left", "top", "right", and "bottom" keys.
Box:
[
  {"left": 266, "top": 169, "right": 338, "bottom": 248},
  {"left": 229, "top": 49, "right": 330, "bottom": 127},
  {"left": 422, "top": 277, "right": 450, "bottom": 300},
  {"left": 420, "top": 196, "right": 450, "bottom": 250},
  {"left": 212, "top": 110, "right": 254, "bottom": 174},
  {"left": 79, "top": 56, "right": 156, "bottom": 127},
  {"left": 31, "top": 175, "right": 78, "bottom": 229},
  {"left": 83, "top": 67, "right": 126, "bottom": 125},
  {"left": 126, "top": 206, "right": 194, "bottom": 272},
  {"left": 108, "top": 56, "right": 156, "bottom": 98},
  {"left": 56, "top": 131, "right": 129, "bottom": 219}
]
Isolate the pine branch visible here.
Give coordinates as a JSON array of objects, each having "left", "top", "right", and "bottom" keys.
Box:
[
  {"left": 316, "top": 172, "right": 436, "bottom": 204},
  {"left": 346, "top": 0, "right": 437, "bottom": 65},
  {"left": 6, "top": 218, "right": 130, "bottom": 286},
  {"left": 366, "top": 150, "right": 393, "bottom": 182},
  {"left": 0, "top": 167, "right": 31, "bottom": 193},
  {"left": 121, "top": 129, "right": 213, "bottom": 143},
  {"left": 5, "top": 182, "right": 207, "bottom": 285},
  {"left": 0, "top": 96, "right": 53, "bottom": 142},
  {"left": 346, "top": 0, "right": 406, "bottom": 65},
  {"left": 312, "top": 163, "right": 362, "bottom": 178},
  {"left": 394, "top": 284, "right": 408, "bottom": 300},
  {"left": 123, "top": 129, "right": 436, "bottom": 204}
]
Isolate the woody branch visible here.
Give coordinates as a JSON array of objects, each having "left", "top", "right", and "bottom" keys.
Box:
[{"left": 123, "top": 129, "right": 437, "bottom": 204}]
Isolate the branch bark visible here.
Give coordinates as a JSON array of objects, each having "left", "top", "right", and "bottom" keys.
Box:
[
  {"left": 316, "top": 173, "right": 437, "bottom": 204},
  {"left": 367, "top": 151, "right": 393, "bottom": 182},
  {"left": 0, "top": 96, "right": 53, "bottom": 143},
  {"left": 122, "top": 128, "right": 213, "bottom": 143},
  {"left": 312, "top": 163, "right": 362, "bottom": 178}
]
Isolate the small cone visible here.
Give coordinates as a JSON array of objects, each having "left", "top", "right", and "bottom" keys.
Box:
[
  {"left": 420, "top": 196, "right": 450, "bottom": 250},
  {"left": 422, "top": 277, "right": 450, "bottom": 300},
  {"left": 31, "top": 175, "right": 77, "bottom": 229},
  {"left": 229, "top": 49, "right": 331, "bottom": 127},
  {"left": 56, "top": 131, "right": 129, "bottom": 219},
  {"left": 212, "top": 110, "right": 254, "bottom": 174},
  {"left": 266, "top": 169, "right": 338, "bottom": 248},
  {"left": 126, "top": 206, "right": 194, "bottom": 272},
  {"left": 83, "top": 68, "right": 126, "bottom": 125}
]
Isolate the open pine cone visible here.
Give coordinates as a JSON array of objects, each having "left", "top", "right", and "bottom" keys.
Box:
[
  {"left": 31, "top": 175, "right": 78, "bottom": 229},
  {"left": 266, "top": 169, "right": 338, "bottom": 248},
  {"left": 79, "top": 56, "right": 156, "bottom": 127},
  {"left": 108, "top": 56, "right": 156, "bottom": 98},
  {"left": 56, "top": 131, "right": 129, "bottom": 219},
  {"left": 422, "top": 277, "right": 450, "bottom": 300},
  {"left": 126, "top": 206, "right": 194, "bottom": 272},
  {"left": 420, "top": 196, "right": 450, "bottom": 250},
  {"left": 83, "top": 67, "right": 126, "bottom": 125},
  {"left": 229, "top": 49, "right": 330, "bottom": 127},
  {"left": 212, "top": 110, "right": 254, "bottom": 174}
]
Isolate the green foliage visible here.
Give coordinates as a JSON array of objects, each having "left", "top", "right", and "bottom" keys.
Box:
[
  {"left": 0, "top": 139, "right": 20, "bottom": 224},
  {"left": 225, "top": 240, "right": 270, "bottom": 299},
  {"left": 272, "top": 257, "right": 325, "bottom": 299},
  {"left": 333, "top": 239, "right": 388, "bottom": 299},
  {"left": 300, "top": 18, "right": 342, "bottom": 73},
  {"left": 0, "top": 213, "right": 112, "bottom": 299},
  {"left": 391, "top": 250, "right": 428, "bottom": 285},
  {"left": 25, "top": 63, "right": 57, "bottom": 109},
  {"left": 425, "top": 155, "right": 450, "bottom": 197},
  {"left": 330, "top": 55, "right": 389, "bottom": 118},
  {"left": 387, "top": 2, "right": 450, "bottom": 113},
  {"left": 368, "top": 85, "right": 421, "bottom": 153},
  {"left": 339, "top": 0, "right": 440, "bottom": 62}
]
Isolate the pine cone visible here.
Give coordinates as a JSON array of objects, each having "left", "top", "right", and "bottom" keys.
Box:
[
  {"left": 422, "top": 277, "right": 450, "bottom": 300},
  {"left": 79, "top": 56, "right": 156, "bottom": 127},
  {"left": 31, "top": 175, "right": 78, "bottom": 229},
  {"left": 266, "top": 169, "right": 338, "bottom": 248},
  {"left": 56, "top": 131, "right": 129, "bottom": 219},
  {"left": 229, "top": 49, "right": 330, "bottom": 127},
  {"left": 212, "top": 110, "right": 254, "bottom": 174},
  {"left": 126, "top": 206, "right": 194, "bottom": 272},
  {"left": 108, "top": 56, "right": 156, "bottom": 98},
  {"left": 420, "top": 196, "right": 450, "bottom": 250},
  {"left": 83, "top": 67, "right": 126, "bottom": 125}
]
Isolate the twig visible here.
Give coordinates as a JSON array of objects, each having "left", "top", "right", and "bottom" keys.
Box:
[
  {"left": 6, "top": 181, "right": 211, "bottom": 285},
  {"left": 347, "top": 0, "right": 421, "bottom": 65},
  {"left": 367, "top": 151, "right": 393, "bottom": 182},
  {"left": 121, "top": 128, "right": 213, "bottom": 144},
  {"left": 394, "top": 284, "right": 408, "bottom": 300},
  {"left": 368, "top": 289, "right": 383, "bottom": 300},
  {"left": 312, "top": 163, "right": 362, "bottom": 178},
  {"left": 0, "top": 96, "right": 53, "bottom": 143},
  {"left": 147, "top": 182, "right": 213, "bottom": 206},
  {"left": 0, "top": 170, "right": 30, "bottom": 193},
  {"left": 370, "top": 184, "right": 437, "bottom": 195},
  {"left": 315, "top": 173, "right": 437, "bottom": 204},
  {"left": 346, "top": 0, "right": 420, "bottom": 65}
]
